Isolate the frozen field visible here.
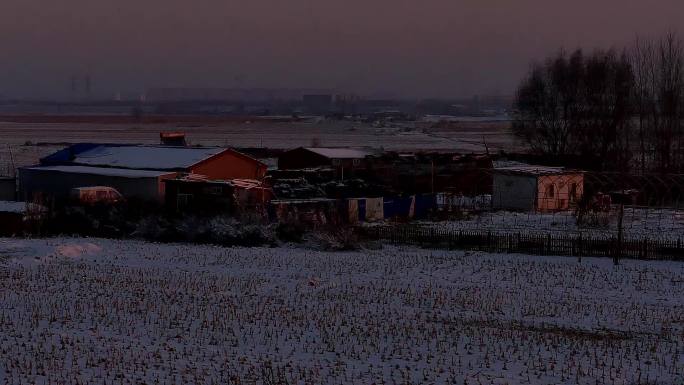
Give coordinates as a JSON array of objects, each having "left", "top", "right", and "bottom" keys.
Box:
[
  {"left": 0, "top": 119, "right": 515, "bottom": 171},
  {"left": 1, "top": 238, "right": 682, "bottom": 385}
]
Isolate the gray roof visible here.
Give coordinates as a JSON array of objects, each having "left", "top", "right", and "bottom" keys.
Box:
[
  {"left": 270, "top": 198, "right": 338, "bottom": 204},
  {"left": 304, "top": 147, "right": 372, "bottom": 159},
  {"left": 70, "top": 145, "right": 225, "bottom": 170},
  {"left": 494, "top": 165, "right": 583, "bottom": 176},
  {"left": 0, "top": 201, "right": 47, "bottom": 213},
  {"left": 24, "top": 165, "right": 176, "bottom": 178},
  {"left": 0, "top": 201, "right": 28, "bottom": 213}
]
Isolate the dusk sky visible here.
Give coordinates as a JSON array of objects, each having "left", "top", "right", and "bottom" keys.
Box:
[{"left": 1, "top": 0, "right": 682, "bottom": 99}]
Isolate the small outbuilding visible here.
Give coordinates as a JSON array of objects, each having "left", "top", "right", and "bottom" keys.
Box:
[
  {"left": 269, "top": 198, "right": 341, "bottom": 227},
  {"left": 160, "top": 132, "right": 187, "bottom": 146},
  {"left": 278, "top": 147, "right": 373, "bottom": 174},
  {"left": 164, "top": 176, "right": 273, "bottom": 215},
  {"left": 492, "top": 166, "right": 584, "bottom": 212}
]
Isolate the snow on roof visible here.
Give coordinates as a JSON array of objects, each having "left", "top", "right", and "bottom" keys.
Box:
[
  {"left": 25, "top": 165, "right": 175, "bottom": 178},
  {"left": 69, "top": 145, "right": 225, "bottom": 170},
  {"left": 230, "top": 179, "right": 266, "bottom": 189},
  {"left": 304, "top": 147, "right": 372, "bottom": 159},
  {"left": 164, "top": 177, "right": 267, "bottom": 190},
  {"left": 0, "top": 201, "right": 27, "bottom": 213},
  {"left": 271, "top": 198, "right": 338, "bottom": 204},
  {"left": 0, "top": 201, "right": 46, "bottom": 214},
  {"left": 494, "top": 165, "right": 582, "bottom": 176},
  {"left": 493, "top": 160, "right": 532, "bottom": 168}
]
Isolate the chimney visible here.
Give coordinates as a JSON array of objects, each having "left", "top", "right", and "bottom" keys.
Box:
[{"left": 160, "top": 132, "right": 187, "bottom": 147}]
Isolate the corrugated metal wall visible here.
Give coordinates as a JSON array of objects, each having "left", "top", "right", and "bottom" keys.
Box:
[
  {"left": 492, "top": 174, "right": 536, "bottom": 211},
  {"left": 19, "top": 169, "right": 167, "bottom": 202}
]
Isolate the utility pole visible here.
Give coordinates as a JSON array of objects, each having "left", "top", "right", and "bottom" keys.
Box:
[
  {"left": 431, "top": 160, "right": 435, "bottom": 194},
  {"left": 615, "top": 199, "right": 624, "bottom": 266},
  {"left": 85, "top": 74, "right": 92, "bottom": 100},
  {"left": 7, "top": 144, "right": 16, "bottom": 177}
]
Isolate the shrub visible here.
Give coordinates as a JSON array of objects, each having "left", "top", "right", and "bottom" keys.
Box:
[
  {"left": 132, "top": 216, "right": 175, "bottom": 241},
  {"left": 575, "top": 210, "right": 612, "bottom": 229},
  {"left": 306, "top": 227, "right": 361, "bottom": 251},
  {"left": 276, "top": 221, "right": 306, "bottom": 243},
  {"left": 174, "top": 216, "right": 211, "bottom": 243},
  {"left": 208, "top": 216, "right": 274, "bottom": 246}
]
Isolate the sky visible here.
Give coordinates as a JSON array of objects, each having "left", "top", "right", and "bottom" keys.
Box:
[{"left": 0, "top": 0, "right": 682, "bottom": 100}]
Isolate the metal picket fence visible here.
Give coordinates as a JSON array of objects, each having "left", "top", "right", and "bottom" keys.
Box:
[{"left": 358, "top": 225, "right": 684, "bottom": 261}]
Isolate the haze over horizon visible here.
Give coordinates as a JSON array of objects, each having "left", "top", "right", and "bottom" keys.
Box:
[{"left": 1, "top": 0, "right": 682, "bottom": 100}]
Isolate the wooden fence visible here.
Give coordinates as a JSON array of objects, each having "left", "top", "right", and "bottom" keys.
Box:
[{"left": 357, "top": 226, "right": 684, "bottom": 261}]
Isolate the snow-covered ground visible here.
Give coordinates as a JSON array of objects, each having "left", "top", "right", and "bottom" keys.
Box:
[
  {"left": 423, "top": 208, "right": 684, "bottom": 241},
  {"left": 1, "top": 238, "right": 683, "bottom": 384},
  {"left": 0, "top": 119, "right": 516, "bottom": 171}
]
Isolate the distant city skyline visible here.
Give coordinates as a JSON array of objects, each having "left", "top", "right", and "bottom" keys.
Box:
[{"left": 0, "top": 0, "right": 682, "bottom": 99}]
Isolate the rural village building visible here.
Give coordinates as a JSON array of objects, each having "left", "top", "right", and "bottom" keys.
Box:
[
  {"left": 164, "top": 176, "right": 273, "bottom": 214},
  {"left": 492, "top": 166, "right": 584, "bottom": 212},
  {"left": 19, "top": 144, "right": 267, "bottom": 202},
  {"left": 36, "top": 144, "right": 268, "bottom": 179},
  {"left": 364, "top": 152, "right": 493, "bottom": 195},
  {"left": 13, "top": 141, "right": 591, "bottom": 225},
  {"left": 278, "top": 147, "right": 374, "bottom": 177}
]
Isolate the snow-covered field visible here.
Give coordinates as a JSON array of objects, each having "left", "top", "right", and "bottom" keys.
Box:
[
  {"left": 1, "top": 238, "right": 683, "bottom": 385},
  {"left": 0, "top": 119, "right": 515, "bottom": 171},
  {"left": 423, "top": 208, "right": 684, "bottom": 241}
]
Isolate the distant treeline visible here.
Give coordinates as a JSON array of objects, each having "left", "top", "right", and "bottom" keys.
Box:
[{"left": 513, "top": 33, "right": 684, "bottom": 173}]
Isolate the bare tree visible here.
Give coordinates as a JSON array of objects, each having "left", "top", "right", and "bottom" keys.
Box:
[
  {"left": 631, "top": 33, "right": 684, "bottom": 173},
  {"left": 631, "top": 36, "right": 655, "bottom": 173},
  {"left": 513, "top": 49, "right": 634, "bottom": 171},
  {"left": 513, "top": 50, "right": 581, "bottom": 158},
  {"left": 656, "top": 33, "right": 684, "bottom": 172},
  {"left": 578, "top": 49, "right": 633, "bottom": 171}
]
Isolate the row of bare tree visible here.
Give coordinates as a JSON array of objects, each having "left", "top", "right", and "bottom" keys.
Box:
[{"left": 513, "top": 33, "right": 684, "bottom": 173}]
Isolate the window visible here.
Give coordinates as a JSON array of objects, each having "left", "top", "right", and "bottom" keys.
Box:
[
  {"left": 332, "top": 158, "right": 341, "bottom": 166},
  {"left": 204, "top": 186, "right": 222, "bottom": 195},
  {"left": 569, "top": 183, "right": 578, "bottom": 202},
  {"left": 546, "top": 184, "right": 555, "bottom": 198},
  {"left": 352, "top": 158, "right": 361, "bottom": 166}
]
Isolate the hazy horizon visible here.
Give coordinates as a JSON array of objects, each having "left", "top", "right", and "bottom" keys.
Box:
[{"left": 1, "top": 0, "right": 682, "bottom": 100}]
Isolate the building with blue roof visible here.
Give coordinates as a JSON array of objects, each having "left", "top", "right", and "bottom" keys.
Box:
[{"left": 19, "top": 144, "right": 267, "bottom": 202}]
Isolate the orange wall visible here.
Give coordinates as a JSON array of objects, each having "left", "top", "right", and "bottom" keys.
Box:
[
  {"left": 191, "top": 150, "right": 267, "bottom": 180},
  {"left": 536, "top": 173, "right": 584, "bottom": 212}
]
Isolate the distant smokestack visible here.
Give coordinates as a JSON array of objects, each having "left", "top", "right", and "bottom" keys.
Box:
[
  {"left": 70, "top": 75, "right": 77, "bottom": 99},
  {"left": 85, "top": 74, "right": 92, "bottom": 99}
]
